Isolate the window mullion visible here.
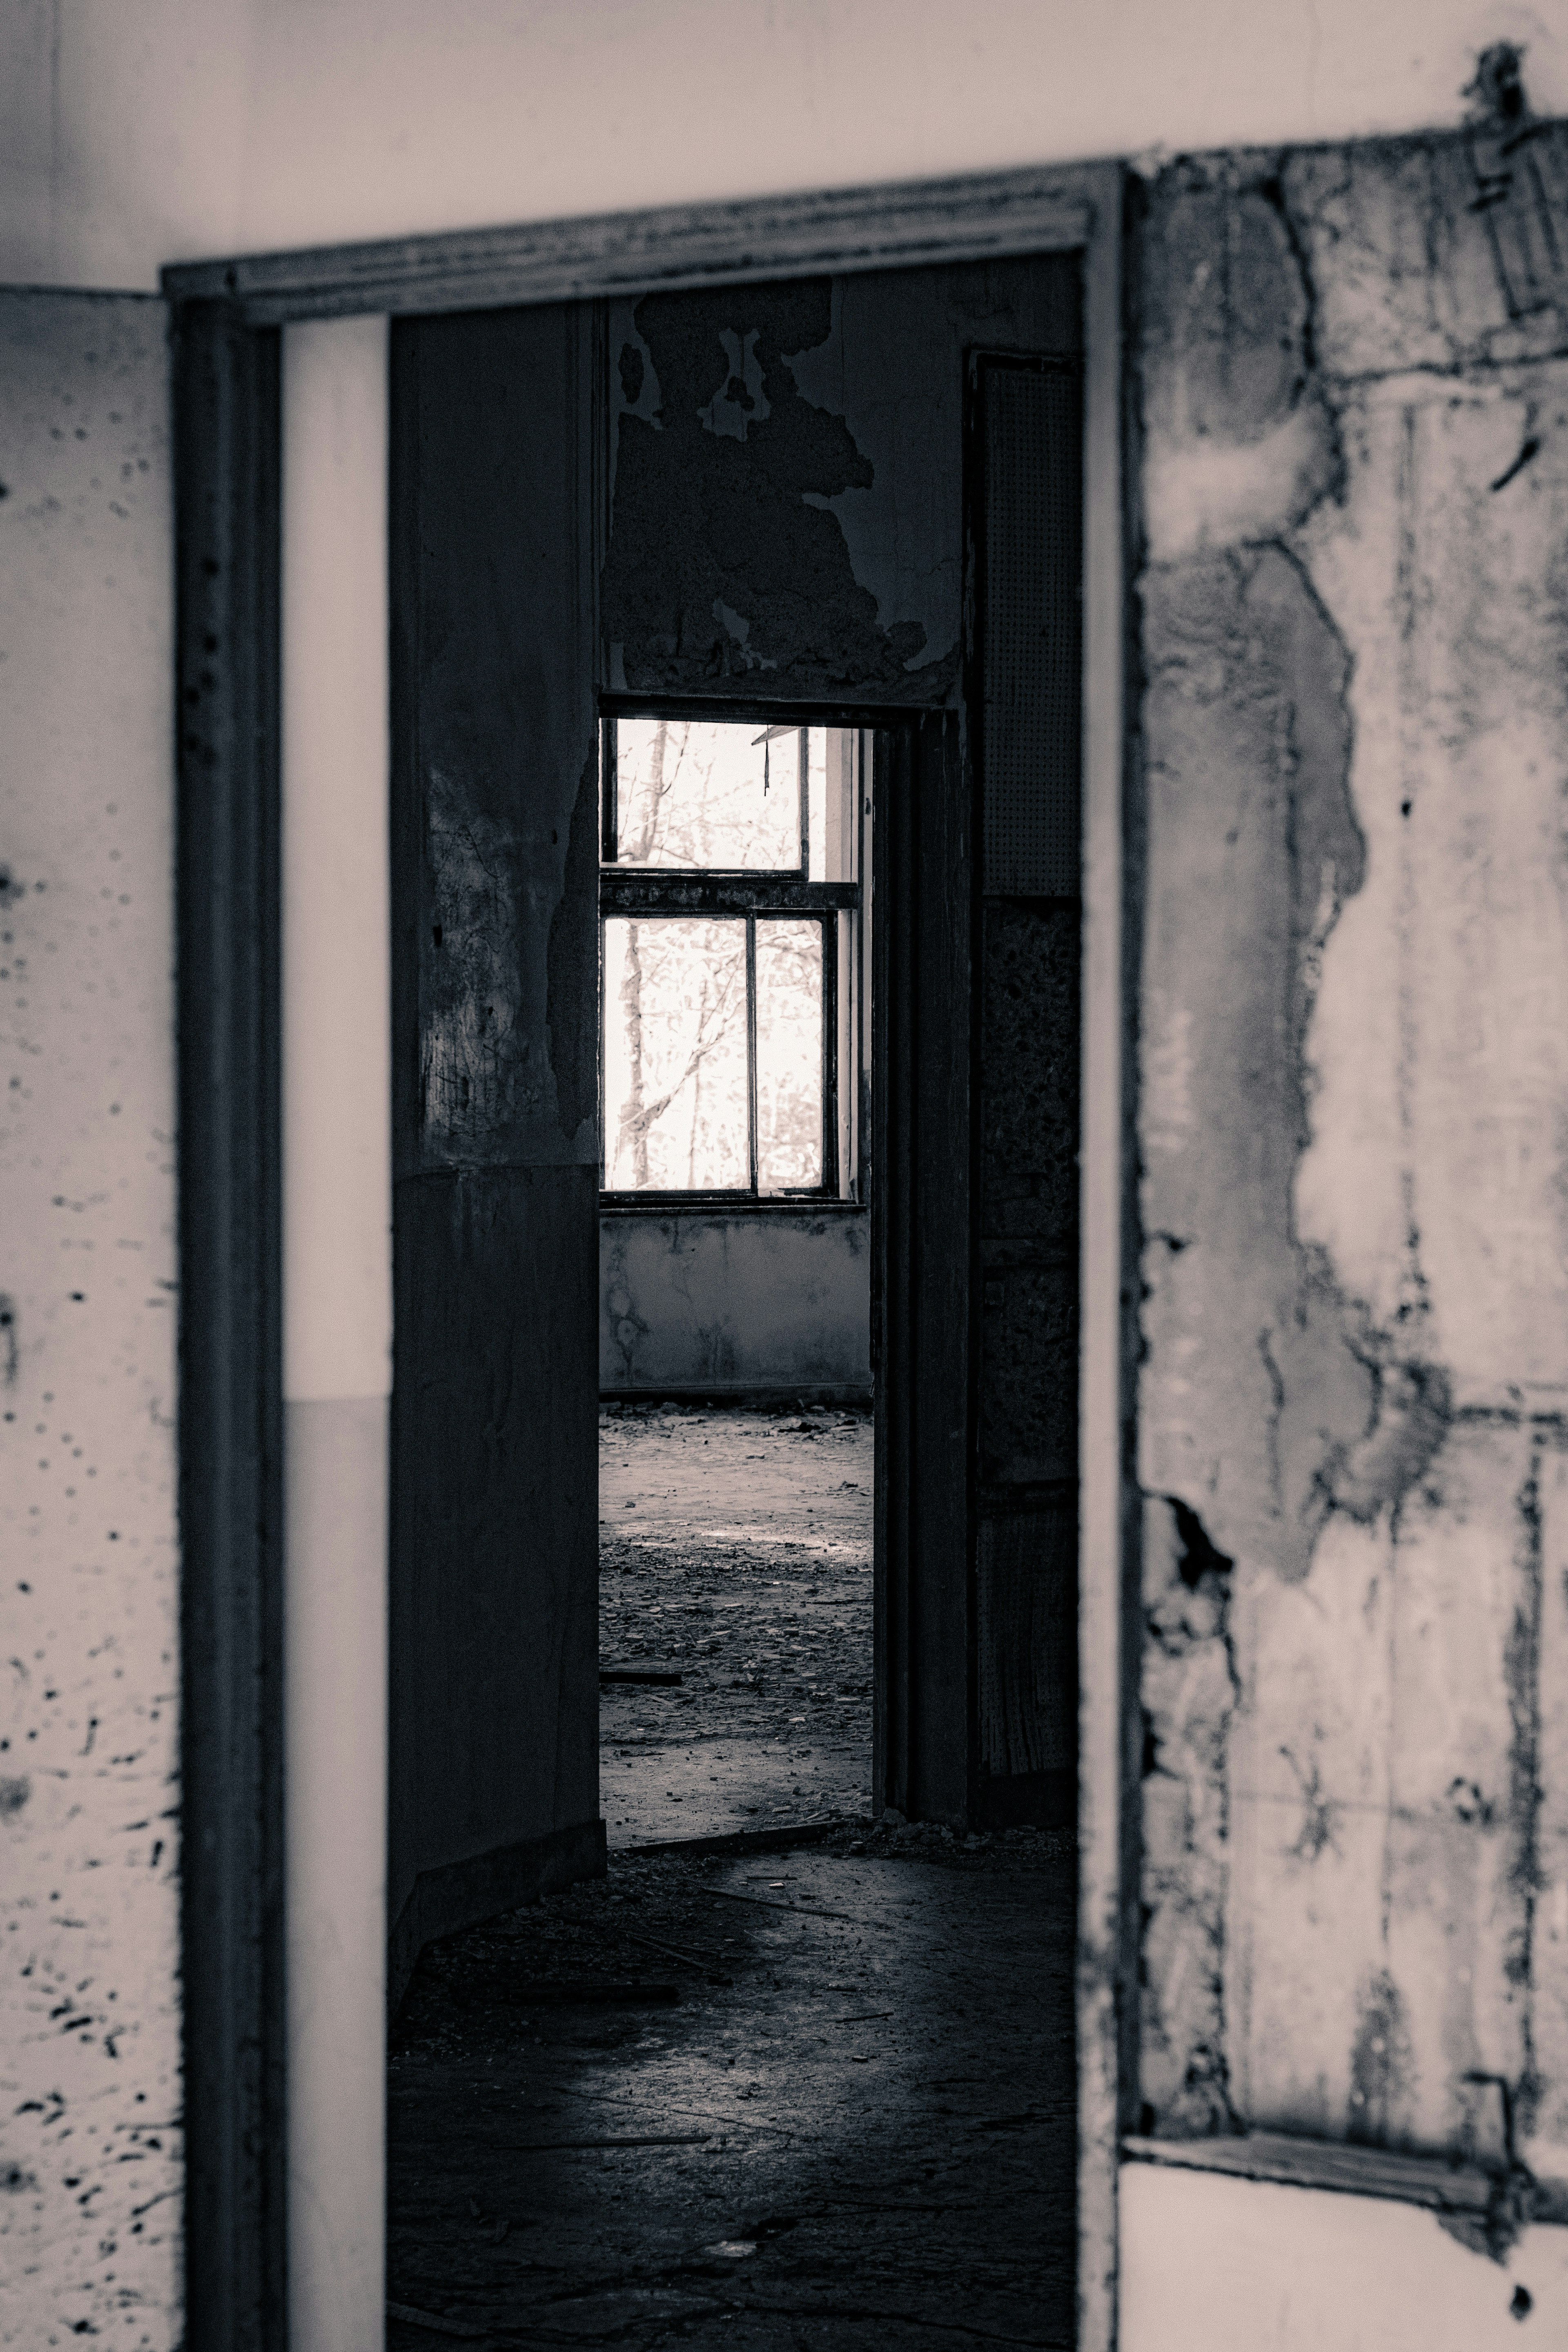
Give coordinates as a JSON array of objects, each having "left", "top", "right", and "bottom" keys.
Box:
[
  {"left": 746, "top": 913, "right": 760, "bottom": 1195},
  {"left": 600, "top": 715, "right": 617, "bottom": 862},
  {"left": 822, "top": 911, "right": 838, "bottom": 1196}
]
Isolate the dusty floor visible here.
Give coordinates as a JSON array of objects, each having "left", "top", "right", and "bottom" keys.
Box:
[
  {"left": 387, "top": 1820, "right": 1076, "bottom": 2349},
  {"left": 598, "top": 1405, "right": 873, "bottom": 1845}
]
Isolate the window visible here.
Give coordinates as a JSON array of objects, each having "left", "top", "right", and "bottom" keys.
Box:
[{"left": 599, "top": 716, "right": 864, "bottom": 1198}]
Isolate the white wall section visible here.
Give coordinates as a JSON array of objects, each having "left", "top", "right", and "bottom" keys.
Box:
[
  {"left": 281, "top": 313, "right": 391, "bottom": 2352},
  {"left": 1120, "top": 2162, "right": 1568, "bottom": 2348},
  {"left": 2, "top": 1, "right": 1565, "bottom": 293},
  {"left": 0, "top": 288, "right": 181, "bottom": 2352}
]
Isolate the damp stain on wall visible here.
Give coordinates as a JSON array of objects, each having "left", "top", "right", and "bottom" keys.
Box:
[{"left": 599, "top": 1212, "right": 871, "bottom": 1396}]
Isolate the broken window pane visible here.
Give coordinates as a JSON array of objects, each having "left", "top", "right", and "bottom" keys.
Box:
[
  {"left": 756, "top": 920, "right": 824, "bottom": 1190},
  {"left": 615, "top": 718, "right": 802, "bottom": 871},
  {"left": 603, "top": 918, "right": 749, "bottom": 1189}
]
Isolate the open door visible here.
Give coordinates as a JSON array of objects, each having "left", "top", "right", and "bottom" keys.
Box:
[{"left": 387, "top": 303, "right": 605, "bottom": 2004}]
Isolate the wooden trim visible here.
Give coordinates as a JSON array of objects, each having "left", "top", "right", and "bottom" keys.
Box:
[
  {"left": 872, "top": 714, "right": 975, "bottom": 1829},
  {"left": 598, "top": 1195, "right": 868, "bottom": 1217},
  {"left": 162, "top": 168, "right": 1095, "bottom": 323},
  {"left": 599, "top": 875, "right": 858, "bottom": 913},
  {"left": 1121, "top": 2134, "right": 1497, "bottom": 2219},
  {"left": 173, "top": 301, "right": 288, "bottom": 2352},
  {"left": 1076, "top": 170, "right": 1129, "bottom": 2352}
]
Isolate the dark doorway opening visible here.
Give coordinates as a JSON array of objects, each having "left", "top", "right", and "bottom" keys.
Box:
[{"left": 384, "top": 255, "right": 1084, "bottom": 2346}]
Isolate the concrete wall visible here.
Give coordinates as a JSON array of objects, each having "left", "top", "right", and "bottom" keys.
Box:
[
  {"left": 1131, "top": 107, "right": 1568, "bottom": 2320},
  {"left": 0, "top": 292, "right": 181, "bottom": 2348},
  {"left": 601, "top": 1209, "right": 871, "bottom": 1398}
]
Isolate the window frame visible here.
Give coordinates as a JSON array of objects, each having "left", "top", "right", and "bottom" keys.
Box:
[{"left": 597, "top": 709, "right": 862, "bottom": 1206}]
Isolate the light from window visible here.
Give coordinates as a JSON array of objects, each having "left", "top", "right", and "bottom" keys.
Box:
[
  {"left": 614, "top": 718, "right": 802, "bottom": 871},
  {"left": 600, "top": 715, "right": 859, "bottom": 1196},
  {"left": 756, "top": 921, "right": 824, "bottom": 1189},
  {"left": 603, "top": 916, "right": 749, "bottom": 1189}
]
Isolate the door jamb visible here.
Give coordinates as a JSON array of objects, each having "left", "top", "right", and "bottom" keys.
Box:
[{"left": 165, "top": 157, "right": 1127, "bottom": 2352}]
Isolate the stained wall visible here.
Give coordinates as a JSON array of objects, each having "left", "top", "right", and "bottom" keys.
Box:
[
  {"left": 0, "top": 293, "right": 180, "bottom": 2348},
  {"left": 1134, "top": 113, "right": 1568, "bottom": 2232},
  {"left": 599, "top": 1209, "right": 871, "bottom": 1399}
]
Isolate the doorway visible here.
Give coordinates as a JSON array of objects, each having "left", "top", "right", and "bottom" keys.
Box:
[
  {"left": 596, "top": 711, "right": 875, "bottom": 1847},
  {"left": 168, "top": 161, "right": 1125, "bottom": 2352}
]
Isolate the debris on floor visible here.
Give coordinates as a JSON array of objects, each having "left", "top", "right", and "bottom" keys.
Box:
[{"left": 600, "top": 1406, "right": 872, "bottom": 1844}]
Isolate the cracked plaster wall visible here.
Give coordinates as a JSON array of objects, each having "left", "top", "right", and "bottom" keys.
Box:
[
  {"left": 1135, "top": 119, "right": 1568, "bottom": 2212},
  {"left": 0, "top": 294, "right": 180, "bottom": 2346}
]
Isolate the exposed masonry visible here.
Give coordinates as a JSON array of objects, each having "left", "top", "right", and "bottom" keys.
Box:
[{"left": 1134, "top": 94, "right": 1568, "bottom": 2225}]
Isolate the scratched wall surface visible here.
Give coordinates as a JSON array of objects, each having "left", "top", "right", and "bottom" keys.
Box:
[
  {"left": 0, "top": 295, "right": 180, "bottom": 2344},
  {"left": 1134, "top": 116, "right": 1568, "bottom": 2212},
  {"left": 602, "top": 256, "right": 1080, "bottom": 702}
]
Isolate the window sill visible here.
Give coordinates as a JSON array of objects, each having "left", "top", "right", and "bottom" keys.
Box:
[{"left": 599, "top": 1194, "right": 867, "bottom": 1215}]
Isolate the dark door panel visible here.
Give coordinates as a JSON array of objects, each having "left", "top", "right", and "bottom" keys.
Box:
[{"left": 388, "top": 303, "right": 604, "bottom": 2004}]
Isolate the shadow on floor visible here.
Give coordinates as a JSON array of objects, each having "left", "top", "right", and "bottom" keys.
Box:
[{"left": 387, "top": 1820, "right": 1076, "bottom": 2349}]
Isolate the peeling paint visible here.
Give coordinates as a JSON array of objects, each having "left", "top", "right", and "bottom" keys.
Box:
[
  {"left": 1139, "top": 1495, "right": 1241, "bottom": 2138},
  {"left": 602, "top": 256, "right": 1080, "bottom": 706},
  {"left": 1135, "top": 123, "right": 1568, "bottom": 2187}
]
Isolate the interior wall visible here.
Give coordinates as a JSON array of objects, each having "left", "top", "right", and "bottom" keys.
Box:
[
  {"left": 0, "top": 291, "right": 181, "bottom": 2347},
  {"left": 1131, "top": 109, "right": 1568, "bottom": 2268},
  {"left": 8, "top": 15, "right": 1568, "bottom": 2347},
  {"left": 3, "top": 1, "right": 1566, "bottom": 292},
  {"left": 600, "top": 1209, "right": 871, "bottom": 1398}
]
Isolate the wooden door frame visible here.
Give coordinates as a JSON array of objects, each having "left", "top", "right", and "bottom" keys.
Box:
[{"left": 165, "top": 159, "right": 1129, "bottom": 2352}]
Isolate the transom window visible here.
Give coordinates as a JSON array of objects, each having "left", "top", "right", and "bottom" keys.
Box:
[{"left": 599, "top": 716, "right": 864, "bottom": 1198}]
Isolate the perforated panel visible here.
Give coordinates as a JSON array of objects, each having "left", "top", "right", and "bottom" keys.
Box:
[{"left": 980, "top": 359, "right": 1082, "bottom": 896}]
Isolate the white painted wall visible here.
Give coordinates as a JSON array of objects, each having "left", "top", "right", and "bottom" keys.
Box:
[
  {"left": 0, "top": 291, "right": 180, "bottom": 2350},
  {"left": 1, "top": 0, "right": 1565, "bottom": 293},
  {"left": 1121, "top": 2164, "right": 1568, "bottom": 2348},
  {"left": 280, "top": 315, "right": 392, "bottom": 2352}
]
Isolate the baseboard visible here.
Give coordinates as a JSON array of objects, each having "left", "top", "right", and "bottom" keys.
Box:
[
  {"left": 601, "top": 1383, "right": 873, "bottom": 1410},
  {"left": 387, "top": 1815, "right": 606, "bottom": 2018},
  {"left": 615, "top": 1815, "right": 871, "bottom": 1862}
]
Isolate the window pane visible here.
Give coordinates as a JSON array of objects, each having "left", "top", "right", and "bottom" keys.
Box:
[
  {"left": 756, "top": 920, "right": 824, "bottom": 1189},
  {"left": 603, "top": 918, "right": 749, "bottom": 1189},
  {"left": 614, "top": 718, "right": 801, "bottom": 870}
]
